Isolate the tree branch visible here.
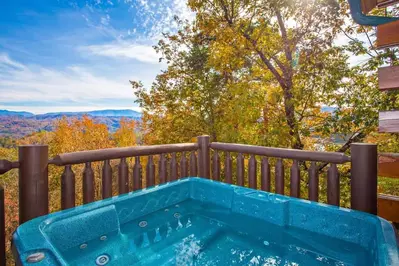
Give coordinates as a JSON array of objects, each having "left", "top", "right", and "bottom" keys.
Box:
[
  {"left": 317, "top": 131, "right": 366, "bottom": 173},
  {"left": 361, "top": 25, "right": 380, "bottom": 57},
  {"left": 274, "top": 8, "right": 292, "bottom": 65}
]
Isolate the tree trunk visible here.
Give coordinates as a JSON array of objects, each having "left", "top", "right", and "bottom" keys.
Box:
[{"left": 282, "top": 83, "right": 303, "bottom": 150}]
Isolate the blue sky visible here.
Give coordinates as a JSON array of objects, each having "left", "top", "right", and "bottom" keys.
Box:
[{"left": 0, "top": 0, "right": 192, "bottom": 114}]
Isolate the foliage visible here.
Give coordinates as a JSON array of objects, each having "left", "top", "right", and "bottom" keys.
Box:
[
  {"left": 1, "top": 1, "right": 399, "bottom": 263},
  {"left": 0, "top": 137, "right": 16, "bottom": 148},
  {"left": 113, "top": 118, "right": 138, "bottom": 147},
  {"left": 129, "top": 0, "right": 399, "bottom": 234},
  {"left": 0, "top": 115, "right": 138, "bottom": 139},
  {"left": 133, "top": 0, "right": 398, "bottom": 155},
  {"left": 0, "top": 116, "right": 138, "bottom": 264}
]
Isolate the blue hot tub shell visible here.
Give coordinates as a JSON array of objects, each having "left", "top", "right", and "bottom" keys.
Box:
[{"left": 12, "top": 177, "right": 399, "bottom": 265}]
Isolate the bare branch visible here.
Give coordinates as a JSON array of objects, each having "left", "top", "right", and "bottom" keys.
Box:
[
  {"left": 317, "top": 132, "right": 365, "bottom": 173},
  {"left": 274, "top": 8, "right": 292, "bottom": 64},
  {"left": 361, "top": 25, "right": 380, "bottom": 57}
]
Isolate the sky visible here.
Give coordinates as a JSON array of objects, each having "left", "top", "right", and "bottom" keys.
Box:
[{"left": 0, "top": 0, "right": 193, "bottom": 114}]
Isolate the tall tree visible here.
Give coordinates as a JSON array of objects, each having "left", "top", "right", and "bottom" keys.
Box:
[
  {"left": 132, "top": 17, "right": 262, "bottom": 144},
  {"left": 133, "top": 0, "right": 398, "bottom": 152},
  {"left": 187, "top": 0, "right": 344, "bottom": 149}
]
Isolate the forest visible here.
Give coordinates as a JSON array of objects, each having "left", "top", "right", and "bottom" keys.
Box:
[{"left": 1, "top": 0, "right": 399, "bottom": 263}]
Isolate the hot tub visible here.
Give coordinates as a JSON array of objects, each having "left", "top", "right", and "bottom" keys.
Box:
[{"left": 13, "top": 177, "right": 398, "bottom": 265}]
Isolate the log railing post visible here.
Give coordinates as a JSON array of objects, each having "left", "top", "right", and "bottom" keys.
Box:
[
  {"left": 18, "top": 145, "right": 49, "bottom": 224},
  {"left": 350, "top": 143, "right": 377, "bottom": 214},
  {"left": 197, "top": 135, "right": 210, "bottom": 178}
]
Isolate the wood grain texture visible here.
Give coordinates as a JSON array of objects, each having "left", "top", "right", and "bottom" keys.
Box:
[
  {"left": 361, "top": 0, "right": 376, "bottom": 13},
  {"left": 248, "top": 155, "right": 257, "bottom": 189},
  {"left": 275, "top": 158, "right": 284, "bottom": 195},
  {"left": 118, "top": 158, "right": 129, "bottom": 194},
  {"left": 212, "top": 151, "right": 220, "bottom": 181},
  {"left": 224, "top": 152, "right": 232, "bottom": 184},
  {"left": 102, "top": 160, "right": 112, "bottom": 199},
  {"left": 377, "top": 20, "right": 399, "bottom": 49},
  {"left": 83, "top": 162, "right": 95, "bottom": 203},
  {"left": 261, "top": 158, "right": 270, "bottom": 192},
  {"left": 327, "top": 164, "right": 340, "bottom": 206},
  {"left": 379, "top": 65, "right": 399, "bottom": 91},
  {"left": 378, "top": 154, "right": 399, "bottom": 178},
  {"left": 378, "top": 194, "right": 399, "bottom": 223},
  {"left": 236, "top": 153, "right": 244, "bottom": 186},
  {"left": 189, "top": 152, "right": 197, "bottom": 177},
  {"left": 377, "top": 0, "right": 399, "bottom": 8},
  {"left": 379, "top": 111, "right": 399, "bottom": 132}
]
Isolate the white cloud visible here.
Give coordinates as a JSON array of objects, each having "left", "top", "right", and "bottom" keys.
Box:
[
  {"left": 0, "top": 53, "right": 27, "bottom": 70},
  {"left": 0, "top": 54, "right": 135, "bottom": 104},
  {"left": 0, "top": 0, "right": 194, "bottom": 114},
  {"left": 100, "top": 14, "right": 110, "bottom": 25},
  {"left": 81, "top": 42, "right": 160, "bottom": 63},
  {"left": 127, "top": 0, "right": 194, "bottom": 40}
]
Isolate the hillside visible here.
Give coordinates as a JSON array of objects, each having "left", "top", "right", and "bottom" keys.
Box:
[
  {"left": 0, "top": 109, "right": 142, "bottom": 138},
  {"left": 0, "top": 110, "right": 34, "bottom": 117},
  {"left": 39, "top": 109, "right": 141, "bottom": 118}
]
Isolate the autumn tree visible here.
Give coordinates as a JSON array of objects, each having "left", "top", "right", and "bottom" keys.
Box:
[
  {"left": 184, "top": 0, "right": 346, "bottom": 149},
  {"left": 133, "top": 0, "right": 399, "bottom": 155},
  {"left": 133, "top": 20, "right": 231, "bottom": 144},
  {"left": 51, "top": 115, "right": 113, "bottom": 155},
  {"left": 114, "top": 118, "right": 137, "bottom": 147},
  {"left": 1, "top": 116, "right": 139, "bottom": 262},
  {"left": 321, "top": 1, "right": 399, "bottom": 152}
]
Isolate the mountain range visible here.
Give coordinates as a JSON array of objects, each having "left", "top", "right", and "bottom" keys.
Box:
[
  {"left": 0, "top": 109, "right": 142, "bottom": 138},
  {"left": 0, "top": 109, "right": 141, "bottom": 118}
]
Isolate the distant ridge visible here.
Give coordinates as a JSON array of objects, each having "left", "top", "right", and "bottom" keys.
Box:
[
  {"left": 0, "top": 109, "right": 142, "bottom": 138},
  {"left": 0, "top": 109, "right": 141, "bottom": 118},
  {"left": 37, "top": 109, "right": 142, "bottom": 119},
  {"left": 0, "top": 110, "right": 34, "bottom": 117}
]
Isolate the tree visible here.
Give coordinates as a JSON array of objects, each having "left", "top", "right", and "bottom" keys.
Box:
[
  {"left": 185, "top": 0, "right": 346, "bottom": 149},
  {"left": 132, "top": 18, "right": 230, "bottom": 144},
  {"left": 133, "top": 0, "right": 396, "bottom": 153},
  {"left": 114, "top": 118, "right": 137, "bottom": 147},
  {"left": 51, "top": 116, "right": 113, "bottom": 155}
]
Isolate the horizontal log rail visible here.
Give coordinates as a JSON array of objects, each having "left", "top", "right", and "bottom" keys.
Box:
[
  {"left": 210, "top": 142, "right": 351, "bottom": 163},
  {"left": 0, "top": 136, "right": 382, "bottom": 263},
  {"left": 0, "top": 160, "right": 19, "bottom": 175},
  {"left": 52, "top": 142, "right": 200, "bottom": 210},
  {"left": 209, "top": 142, "right": 346, "bottom": 207},
  {"left": 49, "top": 143, "right": 198, "bottom": 166},
  {"left": 210, "top": 142, "right": 377, "bottom": 215}
]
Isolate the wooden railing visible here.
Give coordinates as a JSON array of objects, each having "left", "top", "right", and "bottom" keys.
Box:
[
  {"left": 0, "top": 135, "right": 380, "bottom": 265},
  {"left": 50, "top": 143, "right": 199, "bottom": 210},
  {"left": 209, "top": 142, "right": 351, "bottom": 206}
]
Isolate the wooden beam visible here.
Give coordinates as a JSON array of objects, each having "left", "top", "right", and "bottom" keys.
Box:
[
  {"left": 362, "top": 0, "right": 377, "bottom": 13},
  {"left": 377, "top": 0, "right": 399, "bottom": 8},
  {"left": 379, "top": 111, "right": 399, "bottom": 133},
  {"left": 378, "top": 194, "right": 399, "bottom": 223},
  {"left": 362, "top": 0, "right": 399, "bottom": 12},
  {"left": 379, "top": 154, "right": 399, "bottom": 178},
  {"left": 377, "top": 20, "right": 399, "bottom": 49},
  {"left": 379, "top": 65, "right": 399, "bottom": 91}
]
